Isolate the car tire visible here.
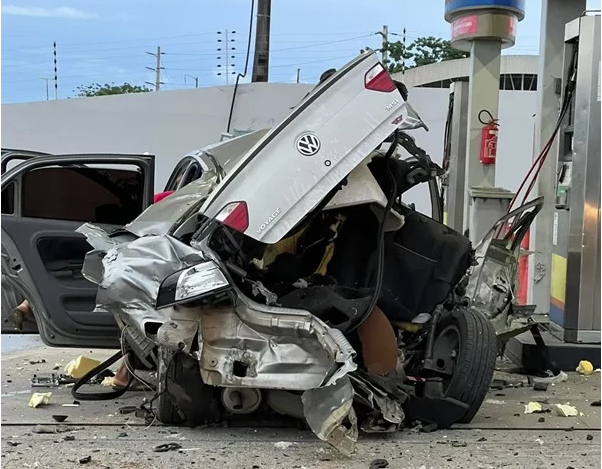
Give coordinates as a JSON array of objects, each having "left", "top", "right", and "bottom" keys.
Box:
[
  {"left": 156, "top": 347, "right": 185, "bottom": 424},
  {"left": 155, "top": 347, "right": 222, "bottom": 425},
  {"left": 436, "top": 308, "right": 497, "bottom": 423}
]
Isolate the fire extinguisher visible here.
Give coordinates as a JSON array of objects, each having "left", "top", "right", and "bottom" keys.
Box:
[{"left": 479, "top": 109, "right": 499, "bottom": 165}]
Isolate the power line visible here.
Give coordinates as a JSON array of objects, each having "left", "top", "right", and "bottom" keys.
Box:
[{"left": 1, "top": 31, "right": 374, "bottom": 53}]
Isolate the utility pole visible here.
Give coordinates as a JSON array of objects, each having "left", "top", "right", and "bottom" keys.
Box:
[
  {"left": 184, "top": 75, "right": 199, "bottom": 88},
  {"left": 145, "top": 46, "right": 164, "bottom": 91},
  {"left": 53, "top": 42, "right": 58, "bottom": 100},
  {"left": 402, "top": 27, "right": 407, "bottom": 75},
  {"left": 252, "top": 0, "right": 271, "bottom": 82},
  {"left": 39, "top": 77, "right": 51, "bottom": 101},
  {"left": 380, "top": 25, "right": 389, "bottom": 66},
  {"left": 296, "top": 68, "right": 300, "bottom": 84},
  {"left": 217, "top": 30, "right": 236, "bottom": 85}
]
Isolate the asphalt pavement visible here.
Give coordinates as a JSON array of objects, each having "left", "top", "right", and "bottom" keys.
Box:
[{"left": 1, "top": 335, "right": 600, "bottom": 469}]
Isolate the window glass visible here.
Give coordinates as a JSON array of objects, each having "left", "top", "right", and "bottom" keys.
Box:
[
  {"left": 164, "top": 159, "right": 192, "bottom": 191},
  {"left": 1, "top": 182, "right": 15, "bottom": 214},
  {"left": 22, "top": 166, "right": 144, "bottom": 224}
]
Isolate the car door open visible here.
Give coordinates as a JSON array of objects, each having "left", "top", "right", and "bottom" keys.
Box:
[{"left": 1, "top": 154, "right": 155, "bottom": 347}]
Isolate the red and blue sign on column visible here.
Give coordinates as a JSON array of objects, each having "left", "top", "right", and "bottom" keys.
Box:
[
  {"left": 444, "top": 0, "right": 526, "bottom": 21},
  {"left": 444, "top": 0, "right": 525, "bottom": 50}
]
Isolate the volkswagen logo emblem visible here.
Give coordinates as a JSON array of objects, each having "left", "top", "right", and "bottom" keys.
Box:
[{"left": 295, "top": 133, "right": 321, "bottom": 156}]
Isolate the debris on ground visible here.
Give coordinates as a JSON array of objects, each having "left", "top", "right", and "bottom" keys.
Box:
[
  {"left": 535, "top": 438, "right": 544, "bottom": 445},
  {"left": 28, "top": 359, "right": 46, "bottom": 365},
  {"left": 586, "top": 434, "right": 594, "bottom": 441},
  {"left": 576, "top": 360, "right": 594, "bottom": 375},
  {"left": 274, "top": 441, "right": 296, "bottom": 450},
  {"left": 79, "top": 456, "right": 92, "bottom": 464},
  {"left": 554, "top": 404, "right": 578, "bottom": 417},
  {"left": 64, "top": 355, "right": 101, "bottom": 379},
  {"left": 370, "top": 459, "right": 390, "bottom": 469},
  {"left": 451, "top": 441, "right": 467, "bottom": 448},
  {"left": 420, "top": 422, "right": 438, "bottom": 433},
  {"left": 153, "top": 443, "right": 182, "bottom": 453},
  {"left": 590, "top": 400, "right": 601, "bottom": 407},
  {"left": 118, "top": 405, "right": 137, "bottom": 414},
  {"left": 64, "top": 435, "right": 75, "bottom": 441},
  {"left": 53, "top": 363, "right": 61, "bottom": 370},
  {"left": 52, "top": 415, "right": 68, "bottom": 422},
  {"left": 31, "top": 374, "right": 60, "bottom": 387},
  {"left": 118, "top": 432, "right": 128, "bottom": 438},
  {"left": 485, "top": 399, "right": 506, "bottom": 405},
  {"left": 29, "top": 392, "right": 52, "bottom": 408},
  {"left": 538, "top": 417, "right": 546, "bottom": 423},
  {"left": 32, "top": 425, "right": 55, "bottom": 434},
  {"left": 532, "top": 371, "right": 568, "bottom": 385},
  {"left": 524, "top": 402, "right": 544, "bottom": 414},
  {"left": 533, "top": 382, "right": 549, "bottom": 391},
  {"left": 101, "top": 376, "right": 116, "bottom": 387},
  {"left": 6, "top": 441, "right": 21, "bottom": 447}
]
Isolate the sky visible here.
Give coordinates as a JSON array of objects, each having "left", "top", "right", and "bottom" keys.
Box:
[{"left": 1, "top": 0, "right": 600, "bottom": 104}]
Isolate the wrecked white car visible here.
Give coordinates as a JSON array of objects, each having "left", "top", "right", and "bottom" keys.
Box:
[{"left": 1, "top": 51, "right": 539, "bottom": 455}]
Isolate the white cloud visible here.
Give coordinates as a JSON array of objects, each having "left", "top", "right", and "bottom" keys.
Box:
[{"left": 1, "top": 5, "right": 98, "bottom": 19}]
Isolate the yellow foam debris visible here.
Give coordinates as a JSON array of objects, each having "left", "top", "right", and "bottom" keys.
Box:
[
  {"left": 524, "top": 402, "right": 543, "bottom": 414},
  {"left": 555, "top": 404, "right": 578, "bottom": 417},
  {"left": 64, "top": 355, "right": 101, "bottom": 379},
  {"left": 29, "top": 392, "right": 52, "bottom": 408},
  {"left": 576, "top": 360, "right": 594, "bottom": 375},
  {"left": 101, "top": 376, "right": 115, "bottom": 387}
]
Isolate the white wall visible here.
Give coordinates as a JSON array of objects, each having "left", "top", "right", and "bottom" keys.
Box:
[
  {"left": 1, "top": 84, "right": 536, "bottom": 214},
  {"left": 1, "top": 83, "right": 313, "bottom": 189}
]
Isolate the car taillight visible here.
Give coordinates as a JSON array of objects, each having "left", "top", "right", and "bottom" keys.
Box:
[
  {"left": 364, "top": 63, "right": 396, "bottom": 92},
  {"left": 215, "top": 201, "right": 249, "bottom": 232}
]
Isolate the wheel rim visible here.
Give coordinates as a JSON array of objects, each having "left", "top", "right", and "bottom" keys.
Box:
[{"left": 432, "top": 325, "right": 461, "bottom": 387}]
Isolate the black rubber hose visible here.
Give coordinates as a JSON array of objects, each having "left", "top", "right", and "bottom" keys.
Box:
[
  {"left": 71, "top": 350, "right": 134, "bottom": 401},
  {"left": 343, "top": 130, "right": 399, "bottom": 333}
]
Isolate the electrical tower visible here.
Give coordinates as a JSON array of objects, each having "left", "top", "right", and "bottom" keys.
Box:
[
  {"left": 217, "top": 30, "right": 237, "bottom": 85},
  {"left": 145, "top": 46, "right": 164, "bottom": 91}
]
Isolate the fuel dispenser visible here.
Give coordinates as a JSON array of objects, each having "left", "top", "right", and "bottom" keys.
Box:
[{"left": 549, "top": 15, "right": 601, "bottom": 344}]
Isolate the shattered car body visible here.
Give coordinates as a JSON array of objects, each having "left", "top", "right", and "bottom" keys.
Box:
[
  {"left": 73, "top": 51, "right": 535, "bottom": 454},
  {"left": 463, "top": 197, "right": 544, "bottom": 339}
]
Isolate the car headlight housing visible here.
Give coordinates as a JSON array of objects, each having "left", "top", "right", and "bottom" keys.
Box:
[{"left": 156, "top": 261, "right": 231, "bottom": 309}]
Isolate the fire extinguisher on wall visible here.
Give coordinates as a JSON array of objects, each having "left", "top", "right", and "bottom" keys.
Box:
[{"left": 478, "top": 109, "right": 499, "bottom": 165}]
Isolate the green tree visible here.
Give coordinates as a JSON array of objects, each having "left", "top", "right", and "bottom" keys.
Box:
[
  {"left": 362, "top": 36, "right": 469, "bottom": 74},
  {"left": 406, "top": 36, "right": 469, "bottom": 67},
  {"left": 74, "top": 82, "right": 152, "bottom": 97}
]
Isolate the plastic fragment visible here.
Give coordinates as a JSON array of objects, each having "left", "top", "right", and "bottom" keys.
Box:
[
  {"left": 532, "top": 371, "right": 568, "bottom": 384},
  {"left": 554, "top": 404, "right": 578, "bottom": 417},
  {"left": 29, "top": 392, "right": 52, "bottom": 408},
  {"left": 101, "top": 376, "right": 115, "bottom": 387},
  {"left": 524, "top": 402, "right": 544, "bottom": 414},
  {"left": 64, "top": 356, "right": 101, "bottom": 379},
  {"left": 576, "top": 360, "right": 594, "bottom": 375},
  {"left": 485, "top": 399, "right": 506, "bottom": 405},
  {"left": 274, "top": 441, "right": 295, "bottom": 450}
]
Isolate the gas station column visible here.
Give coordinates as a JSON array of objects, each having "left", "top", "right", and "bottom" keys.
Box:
[{"left": 445, "top": 0, "right": 526, "bottom": 241}]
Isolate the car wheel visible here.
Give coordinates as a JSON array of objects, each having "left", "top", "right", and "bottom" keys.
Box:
[
  {"left": 433, "top": 308, "right": 497, "bottom": 423},
  {"left": 155, "top": 347, "right": 222, "bottom": 425},
  {"left": 156, "top": 347, "right": 185, "bottom": 424}
]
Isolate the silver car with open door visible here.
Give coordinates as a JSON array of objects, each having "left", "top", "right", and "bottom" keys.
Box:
[{"left": 6, "top": 52, "right": 532, "bottom": 456}]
